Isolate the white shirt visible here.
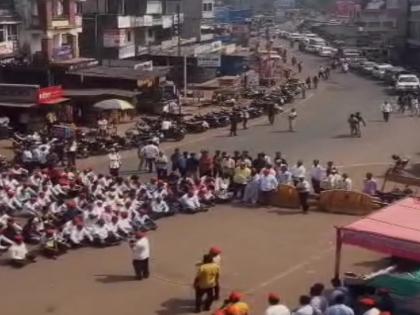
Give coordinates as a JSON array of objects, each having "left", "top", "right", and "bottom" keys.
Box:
[
  {"left": 109, "top": 153, "right": 122, "bottom": 169},
  {"left": 180, "top": 193, "right": 201, "bottom": 209},
  {"left": 8, "top": 243, "right": 28, "bottom": 260},
  {"left": 142, "top": 144, "right": 160, "bottom": 159},
  {"left": 362, "top": 309, "right": 380, "bottom": 315},
  {"left": 325, "top": 304, "right": 354, "bottom": 315},
  {"left": 310, "top": 296, "right": 328, "bottom": 315},
  {"left": 132, "top": 237, "right": 150, "bottom": 260},
  {"left": 341, "top": 178, "right": 352, "bottom": 191},
  {"left": 294, "top": 305, "right": 315, "bottom": 315},
  {"left": 259, "top": 174, "right": 279, "bottom": 191},
  {"left": 310, "top": 165, "right": 325, "bottom": 181},
  {"left": 291, "top": 165, "right": 306, "bottom": 179},
  {"left": 161, "top": 120, "right": 172, "bottom": 130},
  {"left": 381, "top": 103, "right": 392, "bottom": 113},
  {"left": 265, "top": 304, "right": 291, "bottom": 315}
]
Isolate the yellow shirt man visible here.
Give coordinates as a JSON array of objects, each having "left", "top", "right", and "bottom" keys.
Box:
[
  {"left": 196, "top": 262, "right": 220, "bottom": 289},
  {"left": 233, "top": 166, "right": 251, "bottom": 185},
  {"left": 234, "top": 302, "right": 250, "bottom": 315}
]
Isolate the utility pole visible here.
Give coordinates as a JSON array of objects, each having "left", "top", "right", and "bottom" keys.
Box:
[
  {"left": 183, "top": 55, "right": 187, "bottom": 98},
  {"left": 176, "top": 4, "right": 181, "bottom": 57}
]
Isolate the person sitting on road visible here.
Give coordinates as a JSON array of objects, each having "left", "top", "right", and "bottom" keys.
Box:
[
  {"left": 8, "top": 235, "right": 36, "bottom": 268},
  {"left": 151, "top": 197, "right": 171, "bottom": 219},
  {"left": 180, "top": 190, "right": 207, "bottom": 213}
]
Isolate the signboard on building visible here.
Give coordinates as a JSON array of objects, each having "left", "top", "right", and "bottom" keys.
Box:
[
  {"left": 38, "top": 86, "right": 64, "bottom": 104},
  {"left": 103, "top": 30, "right": 128, "bottom": 47},
  {"left": 0, "top": 84, "right": 39, "bottom": 103},
  {"left": 51, "top": 19, "right": 70, "bottom": 28},
  {"left": 0, "top": 42, "right": 14, "bottom": 55},
  {"left": 162, "top": 15, "right": 173, "bottom": 28},
  {"left": 197, "top": 54, "right": 221, "bottom": 67}
]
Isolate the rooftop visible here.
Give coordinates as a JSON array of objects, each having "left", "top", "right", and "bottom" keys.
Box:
[{"left": 67, "top": 65, "right": 170, "bottom": 81}]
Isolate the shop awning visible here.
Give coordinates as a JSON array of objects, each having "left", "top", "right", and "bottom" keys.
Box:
[
  {"left": 0, "top": 101, "right": 36, "bottom": 108},
  {"left": 39, "top": 97, "right": 69, "bottom": 105},
  {"left": 339, "top": 198, "right": 420, "bottom": 262}
]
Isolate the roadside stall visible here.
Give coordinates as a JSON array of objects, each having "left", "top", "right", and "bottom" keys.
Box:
[
  {"left": 0, "top": 84, "right": 72, "bottom": 133},
  {"left": 93, "top": 99, "right": 135, "bottom": 124},
  {"left": 334, "top": 197, "right": 420, "bottom": 313}
]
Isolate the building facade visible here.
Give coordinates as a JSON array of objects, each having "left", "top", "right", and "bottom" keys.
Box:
[
  {"left": 406, "top": 0, "right": 420, "bottom": 66},
  {"left": 80, "top": 0, "right": 183, "bottom": 60},
  {"left": 354, "top": 0, "right": 408, "bottom": 61},
  {"left": 14, "top": 0, "right": 83, "bottom": 63},
  {"left": 0, "top": 0, "right": 21, "bottom": 62}
]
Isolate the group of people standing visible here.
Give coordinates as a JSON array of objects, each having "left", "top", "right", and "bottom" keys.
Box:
[{"left": 193, "top": 245, "right": 394, "bottom": 315}]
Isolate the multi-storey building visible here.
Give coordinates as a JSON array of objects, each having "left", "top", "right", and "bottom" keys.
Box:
[
  {"left": 14, "top": 0, "right": 84, "bottom": 63},
  {"left": 354, "top": 0, "right": 408, "bottom": 61},
  {"left": 80, "top": 0, "right": 183, "bottom": 60},
  {"left": 406, "top": 0, "right": 420, "bottom": 65},
  {"left": 0, "top": 0, "right": 21, "bottom": 62}
]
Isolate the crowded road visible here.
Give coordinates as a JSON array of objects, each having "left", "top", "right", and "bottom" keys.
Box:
[{"left": 82, "top": 48, "right": 420, "bottom": 179}]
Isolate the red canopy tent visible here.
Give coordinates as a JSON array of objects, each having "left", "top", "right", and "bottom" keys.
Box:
[{"left": 334, "top": 197, "right": 420, "bottom": 278}]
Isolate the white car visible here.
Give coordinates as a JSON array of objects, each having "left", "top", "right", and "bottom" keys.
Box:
[
  {"left": 305, "top": 44, "right": 323, "bottom": 53},
  {"left": 318, "top": 46, "right": 337, "bottom": 57},
  {"left": 395, "top": 74, "right": 420, "bottom": 91},
  {"left": 371, "top": 64, "right": 393, "bottom": 79}
]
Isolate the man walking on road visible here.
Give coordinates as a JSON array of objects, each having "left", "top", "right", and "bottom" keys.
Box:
[
  {"left": 142, "top": 141, "right": 160, "bottom": 173},
  {"left": 130, "top": 232, "right": 150, "bottom": 280},
  {"left": 194, "top": 254, "right": 220, "bottom": 313},
  {"left": 381, "top": 101, "right": 393, "bottom": 122},
  {"left": 288, "top": 108, "right": 297, "bottom": 132},
  {"left": 229, "top": 111, "right": 238, "bottom": 136}
]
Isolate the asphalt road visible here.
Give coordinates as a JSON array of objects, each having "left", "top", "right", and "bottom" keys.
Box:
[
  {"left": 80, "top": 47, "right": 420, "bottom": 182},
  {"left": 1, "top": 47, "right": 419, "bottom": 315}
]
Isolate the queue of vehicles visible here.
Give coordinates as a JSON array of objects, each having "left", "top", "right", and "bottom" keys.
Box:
[
  {"left": 277, "top": 29, "right": 420, "bottom": 93},
  {"left": 348, "top": 57, "right": 420, "bottom": 93}
]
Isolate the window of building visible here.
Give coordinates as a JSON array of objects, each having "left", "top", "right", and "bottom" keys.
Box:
[
  {"left": 75, "top": 2, "right": 83, "bottom": 15},
  {"left": 31, "top": 1, "right": 39, "bottom": 16},
  {"left": 0, "top": 28, "right": 5, "bottom": 42},
  {"left": 6, "top": 25, "right": 17, "bottom": 41},
  {"left": 126, "top": 30, "right": 132, "bottom": 42},
  {"left": 54, "top": 0, "right": 64, "bottom": 17},
  {"left": 203, "top": 2, "right": 213, "bottom": 12}
]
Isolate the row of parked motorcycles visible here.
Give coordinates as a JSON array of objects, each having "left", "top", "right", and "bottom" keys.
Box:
[{"left": 11, "top": 81, "right": 302, "bottom": 161}]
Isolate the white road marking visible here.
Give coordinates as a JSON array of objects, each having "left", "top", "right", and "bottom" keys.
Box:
[{"left": 244, "top": 246, "right": 334, "bottom": 295}]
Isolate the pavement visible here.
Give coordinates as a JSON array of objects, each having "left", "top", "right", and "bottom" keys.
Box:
[{"left": 1, "top": 43, "right": 420, "bottom": 315}]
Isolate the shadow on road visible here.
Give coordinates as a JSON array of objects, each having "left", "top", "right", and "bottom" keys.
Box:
[
  {"left": 156, "top": 298, "right": 195, "bottom": 315},
  {"left": 271, "top": 130, "right": 293, "bottom": 134},
  {"left": 332, "top": 134, "right": 355, "bottom": 139},
  {"left": 95, "top": 274, "right": 138, "bottom": 283},
  {"left": 268, "top": 209, "right": 303, "bottom": 215},
  {"left": 368, "top": 119, "right": 385, "bottom": 123}
]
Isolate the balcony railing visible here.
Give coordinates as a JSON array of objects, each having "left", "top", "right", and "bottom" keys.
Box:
[{"left": 51, "top": 16, "right": 70, "bottom": 28}]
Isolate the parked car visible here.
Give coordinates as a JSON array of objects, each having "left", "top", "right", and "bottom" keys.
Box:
[
  {"left": 371, "top": 64, "right": 394, "bottom": 79},
  {"left": 305, "top": 44, "right": 323, "bottom": 53},
  {"left": 384, "top": 67, "right": 409, "bottom": 85},
  {"left": 395, "top": 74, "right": 420, "bottom": 92},
  {"left": 318, "top": 46, "right": 337, "bottom": 57},
  {"left": 361, "top": 61, "right": 378, "bottom": 75},
  {"left": 349, "top": 57, "right": 368, "bottom": 70}
]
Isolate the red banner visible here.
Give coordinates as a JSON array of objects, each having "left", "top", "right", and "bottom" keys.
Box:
[{"left": 38, "top": 86, "right": 64, "bottom": 104}]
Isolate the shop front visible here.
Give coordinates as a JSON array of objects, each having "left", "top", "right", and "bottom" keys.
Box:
[{"left": 0, "top": 84, "right": 72, "bottom": 132}]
